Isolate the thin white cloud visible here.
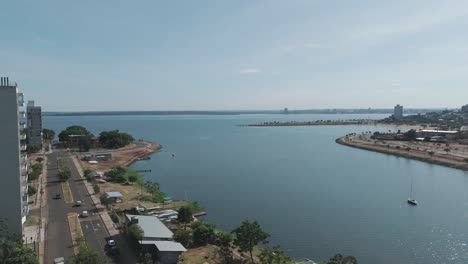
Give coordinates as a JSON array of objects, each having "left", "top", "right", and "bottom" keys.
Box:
[{"left": 239, "top": 68, "right": 261, "bottom": 74}]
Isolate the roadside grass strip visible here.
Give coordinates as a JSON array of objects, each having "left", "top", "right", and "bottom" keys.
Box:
[
  {"left": 67, "top": 213, "right": 84, "bottom": 255},
  {"left": 61, "top": 181, "right": 74, "bottom": 203}
]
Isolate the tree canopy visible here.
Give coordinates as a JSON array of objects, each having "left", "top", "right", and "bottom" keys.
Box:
[
  {"left": 326, "top": 254, "right": 358, "bottom": 264},
  {"left": 58, "top": 126, "right": 93, "bottom": 142},
  {"left": 174, "top": 229, "right": 193, "bottom": 248},
  {"left": 99, "top": 130, "right": 134, "bottom": 149},
  {"left": 191, "top": 221, "right": 215, "bottom": 246},
  {"left": 259, "top": 245, "right": 291, "bottom": 264},
  {"left": 232, "top": 220, "right": 270, "bottom": 264},
  {"left": 0, "top": 219, "right": 38, "bottom": 264},
  {"left": 177, "top": 206, "right": 193, "bottom": 229},
  {"left": 68, "top": 243, "right": 105, "bottom": 264},
  {"left": 129, "top": 224, "right": 144, "bottom": 241},
  {"left": 42, "top": 128, "right": 55, "bottom": 142}
]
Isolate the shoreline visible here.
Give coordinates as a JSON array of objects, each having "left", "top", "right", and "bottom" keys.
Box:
[{"left": 336, "top": 136, "right": 468, "bottom": 171}]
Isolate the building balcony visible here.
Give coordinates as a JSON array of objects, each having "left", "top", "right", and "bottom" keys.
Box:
[
  {"left": 20, "top": 153, "right": 28, "bottom": 162},
  {"left": 22, "top": 204, "right": 29, "bottom": 218},
  {"left": 22, "top": 184, "right": 28, "bottom": 194},
  {"left": 19, "top": 111, "right": 26, "bottom": 118},
  {"left": 21, "top": 175, "right": 28, "bottom": 186},
  {"left": 20, "top": 144, "right": 27, "bottom": 152},
  {"left": 17, "top": 93, "right": 24, "bottom": 107},
  {"left": 21, "top": 166, "right": 28, "bottom": 176},
  {"left": 19, "top": 134, "right": 27, "bottom": 141}
]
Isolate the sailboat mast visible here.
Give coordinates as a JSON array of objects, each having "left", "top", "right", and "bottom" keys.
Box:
[{"left": 410, "top": 175, "right": 413, "bottom": 198}]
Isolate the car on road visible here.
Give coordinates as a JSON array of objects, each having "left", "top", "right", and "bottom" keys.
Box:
[
  {"left": 74, "top": 200, "right": 82, "bottom": 207},
  {"left": 54, "top": 257, "right": 65, "bottom": 264},
  {"left": 79, "top": 211, "right": 89, "bottom": 218},
  {"left": 107, "top": 239, "right": 116, "bottom": 247},
  {"left": 54, "top": 193, "right": 61, "bottom": 199}
]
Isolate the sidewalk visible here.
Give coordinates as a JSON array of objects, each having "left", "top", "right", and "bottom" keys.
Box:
[{"left": 25, "top": 154, "right": 48, "bottom": 264}]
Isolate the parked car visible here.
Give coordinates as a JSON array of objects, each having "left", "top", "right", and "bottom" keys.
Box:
[
  {"left": 79, "top": 211, "right": 89, "bottom": 218},
  {"left": 74, "top": 200, "right": 82, "bottom": 207},
  {"left": 54, "top": 257, "right": 65, "bottom": 264}
]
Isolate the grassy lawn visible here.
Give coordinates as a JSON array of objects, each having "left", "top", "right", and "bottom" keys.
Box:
[
  {"left": 179, "top": 245, "right": 222, "bottom": 264},
  {"left": 100, "top": 181, "right": 197, "bottom": 211},
  {"left": 61, "top": 181, "right": 74, "bottom": 203},
  {"left": 67, "top": 213, "right": 84, "bottom": 255},
  {"left": 24, "top": 215, "right": 39, "bottom": 227}
]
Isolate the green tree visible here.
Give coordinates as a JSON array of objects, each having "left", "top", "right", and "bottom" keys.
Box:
[
  {"left": 83, "top": 169, "right": 92, "bottom": 181},
  {"left": 7, "top": 246, "right": 38, "bottom": 264},
  {"left": 232, "top": 220, "right": 270, "bottom": 264},
  {"left": 99, "top": 130, "right": 134, "bottom": 149},
  {"left": 105, "top": 166, "right": 127, "bottom": 180},
  {"left": 129, "top": 224, "right": 144, "bottom": 241},
  {"left": 403, "top": 129, "right": 417, "bottom": 140},
  {"left": 99, "top": 193, "right": 111, "bottom": 206},
  {"left": 93, "top": 184, "right": 100, "bottom": 194},
  {"left": 128, "top": 174, "right": 138, "bottom": 184},
  {"left": 174, "top": 229, "right": 193, "bottom": 248},
  {"left": 177, "top": 206, "right": 193, "bottom": 229},
  {"left": 58, "top": 167, "right": 71, "bottom": 181},
  {"left": 259, "top": 245, "right": 291, "bottom": 264},
  {"left": 27, "top": 185, "right": 37, "bottom": 196},
  {"left": 0, "top": 219, "right": 38, "bottom": 264},
  {"left": 191, "top": 221, "right": 215, "bottom": 246},
  {"left": 444, "top": 148, "right": 450, "bottom": 154},
  {"left": 215, "top": 232, "right": 233, "bottom": 263},
  {"left": 58, "top": 126, "right": 93, "bottom": 142},
  {"left": 326, "top": 254, "right": 358, "bottom": 264},
  {"left": 464, "top": 158, "right": 468, "bottom": 166},
  {"left": 35, "top": 157, "right": 44, "bottom": 163},
  {"left": 42, "top": 128, "right": 55, "bottom": 142},
  {"left": 26, "top": 144, "right": 41, "bottom": 154},
  {"left": 69, "top": 243, "right": 105, "bottom": 264}
]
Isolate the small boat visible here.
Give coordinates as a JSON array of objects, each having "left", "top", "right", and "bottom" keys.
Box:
[
  {"left": 171, "top": 153, "right": 175, "bottom": 157},
  {"left": 407, "top": 198, "right": 418, "bottom": 205},
  {"left": 407, "top": 174, "right": 417, "bottom": 206}
]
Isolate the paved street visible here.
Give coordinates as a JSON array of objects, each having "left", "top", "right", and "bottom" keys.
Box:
[
  {"left": 44, "top": 150, "right": 138, "bottom": 263},
  {"left": 44, "top": 151, "right": 74, "bottom": 264}
]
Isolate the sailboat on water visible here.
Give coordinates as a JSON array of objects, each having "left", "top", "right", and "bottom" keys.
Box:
[{"left": 407, "top": 174, "right": 418, "bottom": 206}]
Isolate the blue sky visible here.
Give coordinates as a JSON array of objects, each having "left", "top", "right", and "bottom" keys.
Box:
[{"left": 2, "top": 1, "right": 468, "bottom": 111}]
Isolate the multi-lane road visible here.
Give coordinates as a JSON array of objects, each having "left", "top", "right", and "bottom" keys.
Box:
[{"left": 44, "top": 150, "right": 136, "bottom": 263}]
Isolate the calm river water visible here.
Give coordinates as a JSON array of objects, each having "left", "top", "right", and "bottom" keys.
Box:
[{"left": 44, "top": 114, "right": 468, "bottom": 264}]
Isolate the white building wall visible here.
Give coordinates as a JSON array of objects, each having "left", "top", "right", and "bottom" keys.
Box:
[{"left": 0, "top": 79, "right": 26, "bottom": 236}]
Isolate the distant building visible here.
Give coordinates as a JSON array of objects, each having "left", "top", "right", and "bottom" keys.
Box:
[
  {"left": 394, "top": 104, "right": 403, "bottom": 119},
  {"left": 26, "top": 100, "right": 42, "bottom": 146},
  {"left": 416, "top": 130, "right": 459, "bottom": 140},
  {"left": 0, "top": 77, "right": 29, "bottom": 236},
  {"left": 461, "top": 104, "right": 468, "bottom": 113}
]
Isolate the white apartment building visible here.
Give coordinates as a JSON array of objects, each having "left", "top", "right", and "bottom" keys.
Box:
[{"left": 0, "top": 77, "right": 29, "bottom": 235}]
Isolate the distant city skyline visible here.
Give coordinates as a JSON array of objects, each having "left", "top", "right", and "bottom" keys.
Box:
[{"left": 2, "top": 1, "right": 468, "bottom": 111}]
